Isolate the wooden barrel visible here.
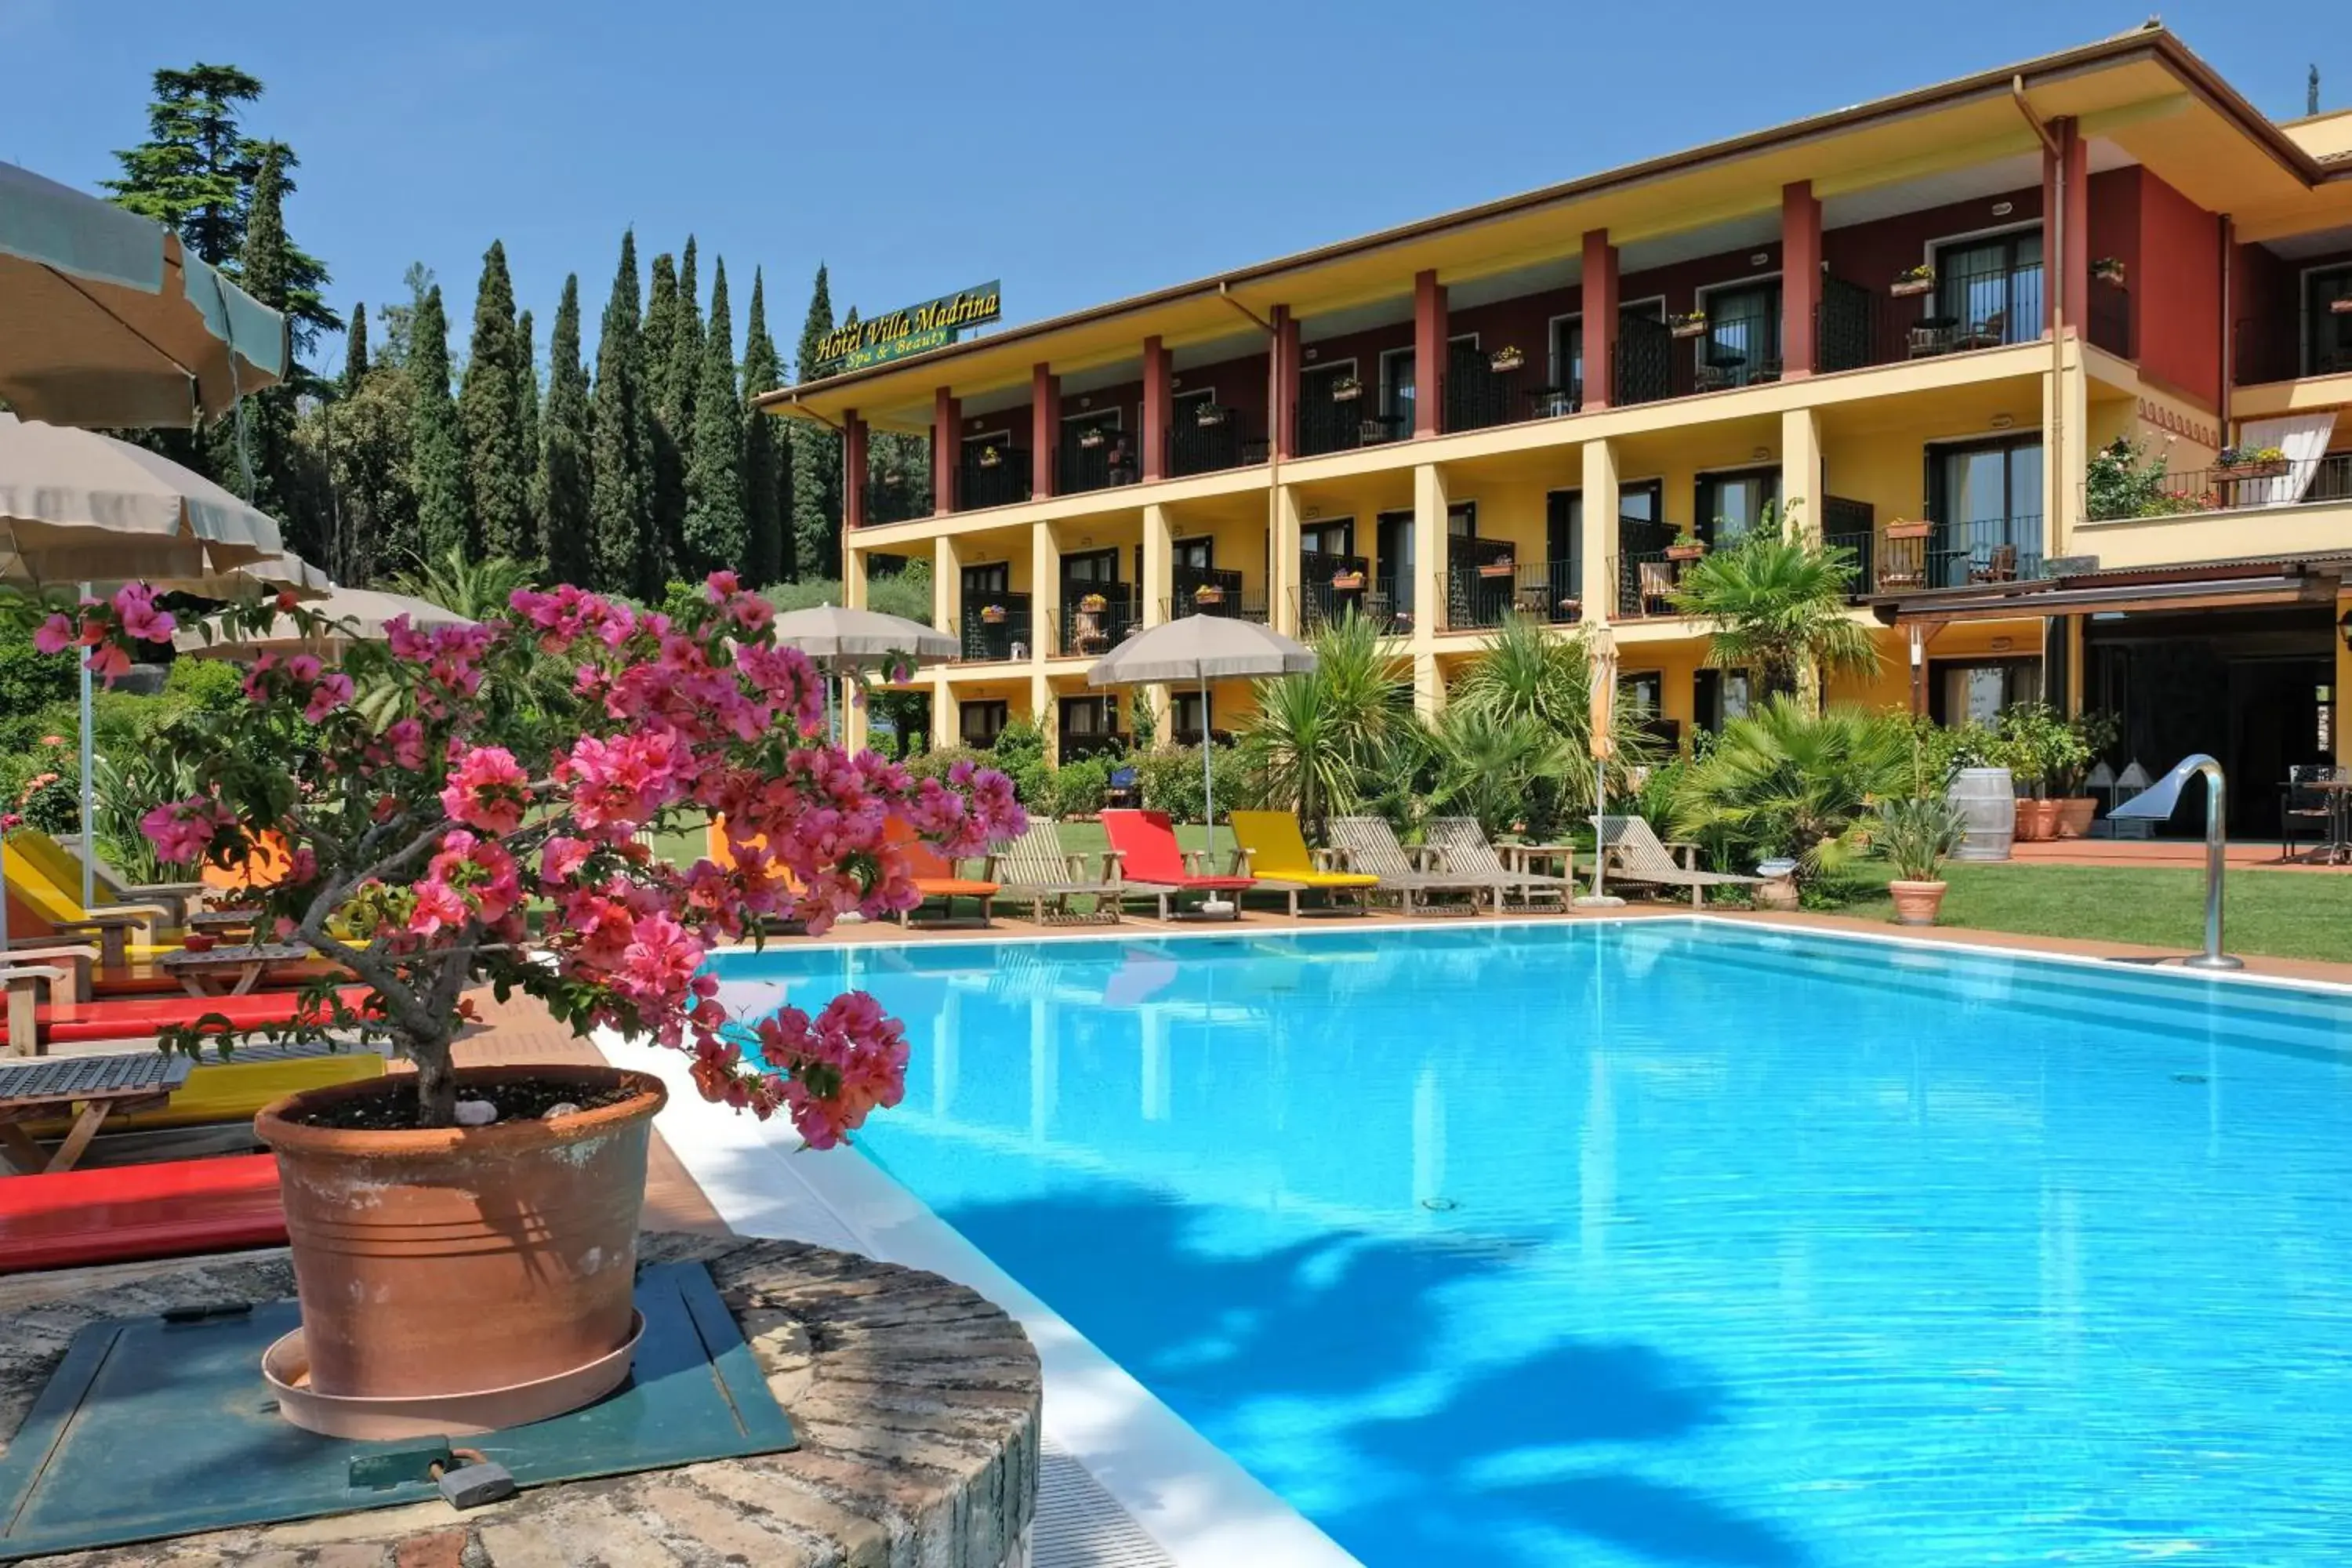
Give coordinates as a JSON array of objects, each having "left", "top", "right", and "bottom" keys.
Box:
[{"left": 1947, "top": 768, "right": 2015, "bottom": 862}]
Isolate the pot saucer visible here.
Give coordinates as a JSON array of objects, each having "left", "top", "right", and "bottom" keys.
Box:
[{"left": 263, "top": 1310, "right": 645, "bottom": 1439}]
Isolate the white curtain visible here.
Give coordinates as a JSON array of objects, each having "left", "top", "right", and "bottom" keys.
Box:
[{"left": 2238, "top": 412, "right": 2336, "bottom": 507}]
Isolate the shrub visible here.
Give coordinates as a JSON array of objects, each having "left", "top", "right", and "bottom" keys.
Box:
[
  {"left": 906, "top": 745, "right": 988, "bottom": 785},
  {"left": 986, "top": 720, "right": 1054, "bottom": 808},
  {"left": 15, "top": 769, "right": 79, "bottom": 834},
  {"left": 1049, "top": 757, "right": 1112, "bottom": 819},
  {"left": 1137, "top": 745, "right": 1253, "bottom": 824},
  {"left": 1993, "top": 702, "right": 2090, "bottom": 797},
  {"left": 1670, "top": 698, "right": 1909, "bottom": 881}
]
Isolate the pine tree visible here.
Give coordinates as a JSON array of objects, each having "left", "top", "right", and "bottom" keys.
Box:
[
  {"left": 515, "top": 307, "right": 541, "bottom": 543},
  {"left": 589, "top": 231, "right": 657, "bottom": 596},
  {"left": 681, "top": 259, "right": 746, "bottom": 579},
  {"left": 343, "top": 303, "right": 369, "bottom": 392},
  {"left": 538, "top": 275, "right": 593, "bottom": 587},
  {"left": 789, "top": 263, "right": 841, "bottom": 579},
  {"left": 739, "top": 267, "right": 789, "bottom": 586},
  {"left": 408, "top": 283, "right": 471, "bottom": 564},
  {"left": 458, "top": 241, "right": 528, "bottom": 560}
]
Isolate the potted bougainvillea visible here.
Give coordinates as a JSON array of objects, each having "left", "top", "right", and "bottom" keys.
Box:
[{"left": 50, "top": 574, "right": 1022, "bottom": 1432}]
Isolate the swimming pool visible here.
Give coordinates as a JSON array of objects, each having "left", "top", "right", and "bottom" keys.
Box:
[{"left": 707, "top": 921, "right": 2352, "bottom": 1567}]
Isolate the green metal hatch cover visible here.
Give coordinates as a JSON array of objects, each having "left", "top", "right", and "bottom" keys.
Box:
[{"left": 0, "top": 1261, "right": 797, "bottom": 1562}]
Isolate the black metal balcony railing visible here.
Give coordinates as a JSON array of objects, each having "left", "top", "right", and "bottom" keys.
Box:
[
  {"left": 1298, "top": 550, "right": 1384, "bottom": 630},
  {"left": 1170, "top": 566, "right": 1269, "bottom": 622},
  {"left": 1056, "top": 433, "right": 1142, "bottom": 496},
  {"left": 957, "top": 593, "right": 1033, "bottom": 662},
  {"left": 1058, "top": 731, "right": 1128, "bottom": 764},
  {"left": 1613, "top": 549, "right": 1687, "bottom": 617},
  {"left": 956, "top": 450, "right": 1032, "bottom": 512},
  {"left": 1613, "top": 309, "right": 1782, "bottom": 408},
  {"left": 1446, "top": 558, "right": 1583, "bottom": 630},
  {"left": 1296, "top": 396, "right": 1406, "bottom": 458},
  {"left": 2234, "top": 315, "right": 2352, "bottom": 385},
  {"left": 1167, "top": 411, "right": 1269, "bottom": 477},
  {"left": 1815, "top": 260, "right": 2045, "bottom": 372},
  {"left": 1819, "top": 495, "right": 1876, "bottom": 603},
  {"left": 863, "top": 474, "right": 929, "bottom": 525},
  {"left": 2085, "top": 454, "right": 2352, "bottom": 523},
  {"left": 1871, "top": 517, "right": 2045, "bottom": 592},
  {"left": 1053, "top": 593, "right": 1143, "bottom": 658},
  {"left": 2087, "top": 281, "right": 2132, "bottom": 358}
]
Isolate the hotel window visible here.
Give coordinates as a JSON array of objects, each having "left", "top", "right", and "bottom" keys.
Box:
[
  {"left": 1928, "top": 437, "right": 2043, "bottom": 586},
  {"left": 1928, "top": 659, "right": 2042, "bottom": 726},
  {"left": 1172, "top": 689, "right": 1210, "bottom": 742},
  {"left": 1694, "top": 669, "right": 1752, "bottom": 734},
  {"left": 1058, "top": 695, "right": 1117, "bottom": 739},
  {"left": 1932, "top": 229, "right": 2043, "bottom": 347},
  {"left": 1697, "top": 282, "right": 1781, "bottom": 385},
  {"left": 960, "top": 700, "right": 1008, "bottom": 747},
  {"left": 1697, "top": 468, "right": 1780, "bottom": 546},
  {"left": 2307, "top": 264, "right": 2352, "bottom": 376},
  {"left": 1551, "top": 317, "right": 1582, "bottom": 397}
]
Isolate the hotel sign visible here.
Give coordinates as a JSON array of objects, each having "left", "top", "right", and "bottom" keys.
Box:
[{"left": 808, "top": 281, "right": 1002, "bottom": 376}]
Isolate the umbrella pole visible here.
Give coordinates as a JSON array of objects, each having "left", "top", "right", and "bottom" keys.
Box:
[
  {"left": 78, "top": 583, "right": 96, "bottom": 910},
  {"left": 1200, "top": 671, "right": 1214, "bottom": 845}
]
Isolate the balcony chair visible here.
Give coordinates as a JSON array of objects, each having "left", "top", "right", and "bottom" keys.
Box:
[
  {"left": 1969, "top": 543, "right": 2020, "bottom": 584},
  {"left": 1637, "top": 560, "right": 1678, "bottom": 615}
]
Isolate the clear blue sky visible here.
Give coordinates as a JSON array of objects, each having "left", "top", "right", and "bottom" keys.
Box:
[{"left": 2, "top": 0, "right": 2344, "bottom": 376}]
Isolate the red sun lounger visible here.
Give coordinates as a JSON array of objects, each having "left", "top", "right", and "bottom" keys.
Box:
[{"left": 0, "top": 1152, "right": 285, "bottom": 1272}]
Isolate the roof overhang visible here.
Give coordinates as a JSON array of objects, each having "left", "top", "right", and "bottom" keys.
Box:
[{"left": 1871, "top": 557, "right": 2348, "bottom": 624}]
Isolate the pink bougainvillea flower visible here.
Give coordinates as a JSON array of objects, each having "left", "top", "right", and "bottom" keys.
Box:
[
  {"left": 440, "top": 745, "right": 531, "bottom": 835},
  {"left": 111, "top": 583, "right": 176, "bottom": 643},
  {"left": 141, "top": 796, "right": 235, "bottom": 865}
]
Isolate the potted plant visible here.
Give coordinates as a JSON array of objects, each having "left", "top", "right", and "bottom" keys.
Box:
[
  {"left": 1476, "top": 553, "right": 1516, "bottom": 579},
  {"left": 1330, "top": 375, "right": 1363, "bottom": 402},
  {"left": 1668, "top": 310, "right": 1709, "bottom": 339},
  {"left": 2092, "top": 256, "right": 2127, "bottom": 285},
  {"left": 49, "top": 576, "right": 1023, "bottom": 1431},
  {"left": 1078, "top": 592, "right": 1109, "bottom": 614},
  {"left": 1488, "top": 345, "right": 1525, "bottom": 373},
  {"left": 1077, "top": 426, "right": 1108, "bottom": 450},
  {"left": 1193, "top": 402, "right": 1228, "bottom": 428},
  {"left": 1330, "top": 566, "right": 1367, "bottom": 590},
  {"left": 1892, "top": 263, "right": 1937, "bottom": 297},
  {"left": 2212, "top": 444, "right": 2289, "bottom": 481},
  {"left": 1993, "top": 702, "right": 2089, "bottom": 841},
  {"left": 1192, "top": 582, "right": 1225, "bottom": 605},
  {"left": 1883, "top": 517, "right": 1933, "bottom": 541},
  {"left": 979, "top": 602, "right": 1009, "bottom": 624},
  {"left": 1878, "top": 795, "right": 1969, "bottom": 924},
  {"left": 1665, "top": 527, "right": 1708, "bottom": 562},
  {"left": 975, "top": 444, "right": 1001, "bottom": 469},
  {"left": 2052, "top": 710, "right": 2119, "bottom": 838}
]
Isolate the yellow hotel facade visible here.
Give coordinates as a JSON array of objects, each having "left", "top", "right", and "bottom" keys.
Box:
[{"left": 761, "top": 26, "right": 2352, "bottom": 836}]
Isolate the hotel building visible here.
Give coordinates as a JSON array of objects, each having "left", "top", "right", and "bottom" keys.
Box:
[{"left": 760, "top": 26, "right": 2352, "bottom": 834}]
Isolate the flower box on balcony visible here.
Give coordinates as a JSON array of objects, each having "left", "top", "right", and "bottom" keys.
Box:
[
  {"left": 2212, "top": 460, "right": 2289, "bottom": 481},
  {"left": 1665, "top": 539, "right": 1708, "bottom": 562},
  {"left": 2092, "top": 257, "right": 2126, "bottom": 285},
  {"left": 1476, "top": 557, "right": 1516, "bottom": 579},
  {"left": 1194, "top": 404, "right": 1229, "bottom": 428},
  {"left": 1330, "top": 570, "right": 1366, "bottom": 591},
  {"left": 1488, "top": 347, "right": 1525, "bottom": 373},
  {"left": 1891, "top": 268, "right": 1936, "bottom": 297},
  {"left": 1884, "top": 519, "right": 1933, "bottom": 541},
  {"left": 1192, "top": 584, "right": 1225, "bottom": 604},
  {"left": 1330, "top": 376, "right": 1363, "bottom": 402},
  {"left": 1668, "top": 313, "right": 1708, "bottom": 339},
  {"left": 1077, "top": 426, "right": 1108, "bottom": 450},
  {"left": 2332, "top": 296, "right": 2352, "bottom": 315},
  {"left": 1078, "top": 593, "right": 1109, "bottom": 614},
  {"left": 979, "top": 604, "right": 1008, "bottom": 625},
  {"left": 975, "top": 445, "right": 1002, "bottom": 469}
]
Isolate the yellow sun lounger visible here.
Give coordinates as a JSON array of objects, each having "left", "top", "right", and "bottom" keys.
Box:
[
  {"left": 25, "top": 1049, "right": 385, "bottom": 1136},
  {"left": 4, "top": 842, "right": 182, "bottom": 966},
  {"left": 1227, "top": 811, "right": 1379, "bottom": 916},
  {"left": 10, "top": 830, "right": 208, "bottom": 927}
]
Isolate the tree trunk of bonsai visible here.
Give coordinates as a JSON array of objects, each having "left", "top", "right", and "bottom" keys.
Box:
[{"left": 409, "top": 1035, "right": 461, "bottom": 1127}]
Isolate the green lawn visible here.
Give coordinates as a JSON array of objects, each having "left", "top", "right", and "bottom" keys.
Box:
[{"left": 1835, "top": 859, "right": 2352, "bottom": 965}]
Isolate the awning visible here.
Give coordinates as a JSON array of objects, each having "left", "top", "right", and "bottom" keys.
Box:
[{"left": 1872, "top": 561, "right": 2343, "bottom": 624}]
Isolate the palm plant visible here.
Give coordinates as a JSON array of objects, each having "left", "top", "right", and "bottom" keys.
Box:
[
  {"left": 1670, "top": 513, "right": 1879, "bottom": 699},
  {"left": 1447, "top": 615, "right": 1654, "bottom": 826},
  {"left": 1670, "top": 695, "right": 1909, "bottom": 880},
  {"left": 386, "top": 546, "right": 540, "bottom": 619},
  {"left": 1420, "top": 702, "right": 1577, "bottom": 840},
  {"left": 1238, "top": 610, "right": 1410, "bottom": 839}
]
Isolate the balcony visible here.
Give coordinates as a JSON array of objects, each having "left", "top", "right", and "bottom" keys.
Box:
[
  {"left": 1056, "top": 431, "right": 1142, "bottom": 496},
  {"left": 1168, "top": 408, "right": 1268, "bottom": 477},
  {"left": 1613, "top": 548, "right": 1689, "bottom": 617},
  {"left": 2235, "top": 316, "right": 2352, "bottom": 386},
  {"left": 2086, "top": 280, "right": 2132, "bottom": 358},
  {"left": 1814, "top": 260, "right": 2044, "bottom": 372},
  {"left": 956, "top": 449, "right": 1032, "bottom": 512},
  {"left": 957, "top": 593, "right": 1033, "bottom": 662},
  {"left": 1868, "top": 516, "right": 2045, "bottom": 593},
  {"left": 1446, "top": 554, "right": 1582, "bottom": 630},
  {"left": 864, "top": 472, "right": 928, "bottom": 525},
  {"left": 1443, "top": 341, "right": 1581, "bottom": 434},
  {"left": 1170, "top": 565, "right": 1269, "bottom": 623},
  {"left": 1296, "top": 394, "right": 1408, "bottom": 458},
  {"left": 1299, "top": 550, "right": 1409, "bottom": 632},
  {"left": 1616, "top": 308, "right": 1781, "bottom": 407},
  {"left": 1819, "top": 495, "right": 1877, "bottom": 603},
  {"left": 2086, "top": 454, "right": 2352, "bottom": 524},
  {"left": 1052, "top": 591, "right": 1143, "bottom": 658}
]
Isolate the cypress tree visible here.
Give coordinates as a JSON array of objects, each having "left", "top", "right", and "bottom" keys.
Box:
[
  {"left": 666, "top": 237, "right": 702, "bottom": 456},
  {"left": 789, "top": 263, "right": 841, "bottom": 579},
  {"left": 641, "top": 253, "right": 684, "bottom": 585},
  {"left": 217, "top": 144, "right": 299, "bottom": 525},
  {"left": 459, "top": 241, "right": 528, "bottom": 559},
  {"left": 681, "top": 259, "right": 746, "bottom": 579},
  {"left": 515, "top": 307, "right": 541, "bottom": 546},
  {"left": 538, "top": 275, "right": 593, "bottom": 587},
  {"left": 343, "top": 303, "right": 369, "bottom": 393},
  {"left": 589, "top": 231, "right": 657, "bottom": 596},
  {"left": 409, "top": 282, "right": 471, "bottom": 563},
  {"left": 739, "top": 267, "right": 789, "bottom": 586}
]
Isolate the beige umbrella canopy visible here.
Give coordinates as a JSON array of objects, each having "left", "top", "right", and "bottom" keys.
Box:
[
  {"left": 0, "top": 163, "right": 288, "bottom": 428},
  {"left": 0, "top": 412, "right": 283, "bottom": 584},
  {"left": 1090, "top": 617, "right": 1316, "bottom": 832},
  {"left": 764, "top": 603, "right": 956, "bottom": 666},
  {"left": 175, "top": 584, "right": 467, "bottom": 661}
]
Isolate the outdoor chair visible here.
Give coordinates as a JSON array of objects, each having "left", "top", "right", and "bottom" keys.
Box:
[
  {"left": 1636, "top": 561, "right": 1677, "bottom": 615},
  {"left": 1227, "top": 811, "right": 1379, "bottom": 917},
  {"left": 2280, "top": 764, "right": 2349, "bottom": 862},
  {"left": 0, "top": 1152, "right": 287, "bottom": 1271},
  {"left": 1103, "top": 765, "right": 1141, "bottom": 811},
  {"left": 13, "top": 830, "right": 208, "bottom": 927},
  {"left": 0, "top": 962, "right": 373, "bottom": 1056},
  {"left": 1969, "top": 543, "right": 2020, "bottom": 584},
  {"left": 1325, "top": 816, "right": 1501, "bottom": 915},
  {"left": 883, "top": 815, "right": 1000, "bottom": 928},
  {"left": 3, "top": 841, "right": 183, "bottom": 966},
  {"left": 1099, "top": 809, "right": 1255, "bottom": 920},
  {"left": 1422, "top": 818, "right": 1576, "bottom": 912},
  {"left": 1595, "top": 815, "right": 1764, "bottom": 908},
  {"left": 996, "top": 820, "right": 1127, "bottom": 925}
]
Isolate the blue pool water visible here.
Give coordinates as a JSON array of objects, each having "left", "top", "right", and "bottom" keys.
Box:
[{"left": 709, "top": 922, "right": 2352, "bottom": 1567}]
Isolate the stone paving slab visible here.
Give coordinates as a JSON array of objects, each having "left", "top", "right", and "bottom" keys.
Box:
[{"left": 0, "top": 1232, "right": 1040, "bottom": 1567}]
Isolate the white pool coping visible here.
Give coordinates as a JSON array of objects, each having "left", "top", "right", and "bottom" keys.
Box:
[{"left": 597, "top": 1025, "right": 1363, "bottom": 1568}]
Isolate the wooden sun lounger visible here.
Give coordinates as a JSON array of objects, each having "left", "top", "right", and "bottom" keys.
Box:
[
  {"left": 1100, "top": 810, "right": 1255, "bottom": 921},
  {"left": 996, "top": 822, "right": 1126, "bottom": 925},
  {"left": 0, "top": 1052, "right": 195, "bottom": 1175},
  {"left": 1423, "top": 818, "right": 1576, "bottom": 912},
  {"left": 1596, "top": 815, "right": 1765, "bottom": 907},
  {"left": 1326, "top": 817, "right": 1501, "bottom": 915}
]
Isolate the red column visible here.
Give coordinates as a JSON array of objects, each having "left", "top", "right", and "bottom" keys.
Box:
[
  {"left": 1142, "top": 336, "right": 1171, "bottom": 480},
  {"left": 1273, "top": 306, "right": 1300, "bottom": 458},
  {"left": 1413, "top": 269, "right": 1446, "bottom": 437},
  {"left": 2041, "top": 118, "right": 2089, "bottom": 335},
  {"left": 843, "top": 411, "right": 867, "bottom": 530},
  {"left": 1780, "top": 182, "right": 1821, "bottom": 379},
  {"left": 1030, "top": 362, "right": 1057, "bottom": 499},
  {"left": 931, "top": 387, "right": 960, "bottom": 515},
  {"left": 1581, "top": 230, "right": 1618, "bottom": 409}
]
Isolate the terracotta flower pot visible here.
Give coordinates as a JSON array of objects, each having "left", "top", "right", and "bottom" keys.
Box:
[
  {"left": 2053, "top": 797, "right": 2096, "bottom": 838},
  {"left": 256, "top": 1063, "right": 665, "bottom": 1414},
  {"left": 2013, "top": 797, "right": 2049, "bottom": 841},
  {"left": 1888, "top": 879, "right": 1948, "bottom": 926}
]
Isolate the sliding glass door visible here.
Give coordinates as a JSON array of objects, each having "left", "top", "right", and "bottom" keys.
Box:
[{"left": 1929, "top": 438, "right": 2043, "bottom": 586}]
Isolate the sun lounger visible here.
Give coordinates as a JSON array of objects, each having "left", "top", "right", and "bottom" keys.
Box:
[
  {"left": 1326, "top": 816, "right": 1501, "bottom": 915},
  {"left": 884, "top": 816, "right": 1000, "bottom": 927},
  {"left": 1228, "top": 811, "right": 1377, "bottom": 916},
  {"left": 11, "top": 830, "right": 209, "bottom": 927},
  {"left": 996, "top": 821, "right": 1125, "bottom": 924},
  {"left": 5, "top": 841, "right": 181, "bottom": 966},
  {"left": 0, "top": 1051, "right": 196, "bottom": 1174},
  {"left": 1423, "top": 818, "right": 1576, "bottom": 912},
  {"left": 0, "top": 1152, "right": 285, "bottom": 1270},
  {"left": 1100, "top": 809, "right": 1254, "bottom": 920},
  {"left": 1596, "top": 815, "right": 1765, "bottom": 907},
  {"left": 0, "top": 967, "right": 373, "bottom": 1055},
  {"left": 23, "top": 1044, "right": 383, "bottom": 1136}
]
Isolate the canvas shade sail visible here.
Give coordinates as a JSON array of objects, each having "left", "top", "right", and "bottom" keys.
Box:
[{"left": 0, "top": 164, "right": 287, "bottom": 428}]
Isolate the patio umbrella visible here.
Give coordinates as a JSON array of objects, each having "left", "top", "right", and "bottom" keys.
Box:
[
  {"left": 0, "top": 162, "right": 288, "bottom": 428},
  {"left": 766, "top": 602, "right": 956, "bottom": 742},
  {"left": 1580, "top": 622, "right": 1625, "bottom": 907},
  {"left": 1087, "top": 616, "right": 1316, "bottom": 840},
  {"left": 175, "top": 583, "right": 466, "bottom": 662}
]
